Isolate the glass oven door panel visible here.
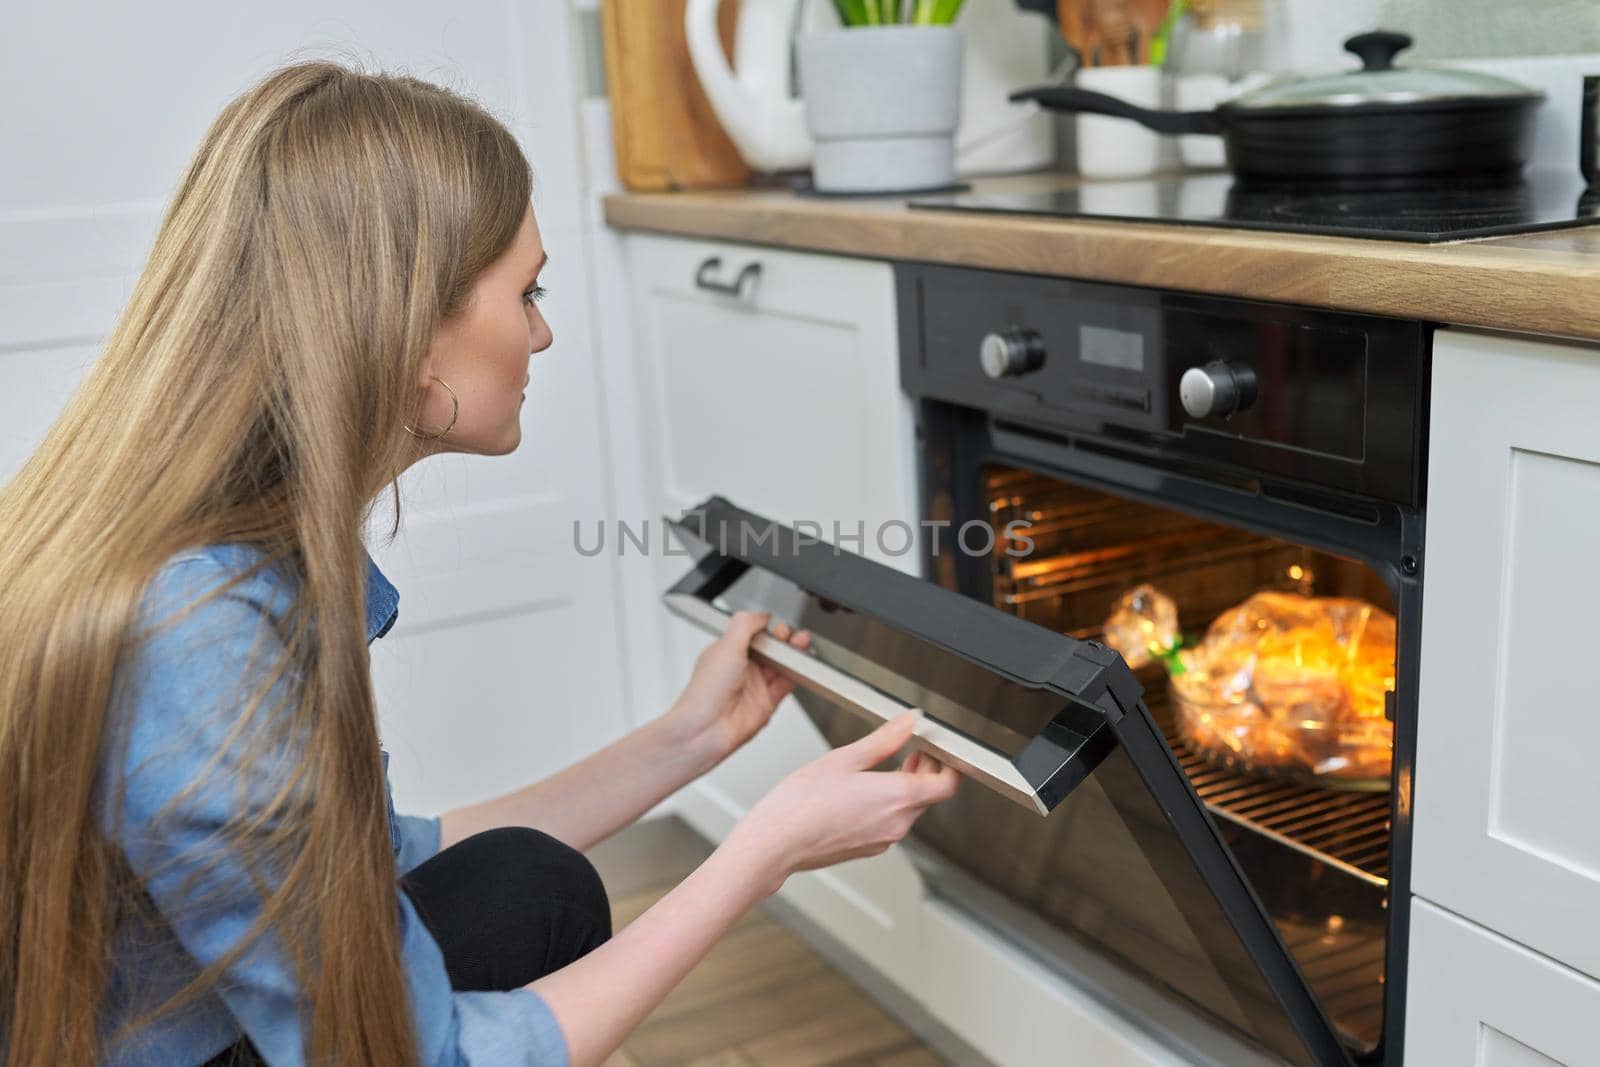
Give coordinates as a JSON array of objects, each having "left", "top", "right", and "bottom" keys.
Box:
[
  {"left": 661, "top": 495, "right": 1353, "bottom": 1067},
  {"left": 664, "top": 505, "right": 1120, "bottom": 815}
]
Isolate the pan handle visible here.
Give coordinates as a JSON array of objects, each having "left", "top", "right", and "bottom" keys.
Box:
[{"left": 1009, "top": 85, "right": 1222, "bottom": 137}]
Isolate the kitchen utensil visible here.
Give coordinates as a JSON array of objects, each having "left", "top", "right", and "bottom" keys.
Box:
[
  {"left": 1161, "top": 0, "right": 1285, "bottom": 81},
  {"left": 601, "top": 0, "right": 751, "bottom": 191},
  {"left": 1160, "top": 0, "right": 1282, "bottom": 168},
  {"left": 1014, "top": 30, "right": 1546, "bottom": 185},
  {"left": 685, "top": 0, "right": 813, "bottom": 173},
  {"left": 952, "top": 0, "right": 1057, "bottom": 175},
  {"left": 1075, "top": 65, "right": 1164, "bottom": 177},
  {"left": 1056, "top": 0, "right": 1174, "bottom": 66}
]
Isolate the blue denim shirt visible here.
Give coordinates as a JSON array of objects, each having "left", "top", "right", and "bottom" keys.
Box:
[{"left": 96, "top": 544, "right": 568, "bottom": 1066}]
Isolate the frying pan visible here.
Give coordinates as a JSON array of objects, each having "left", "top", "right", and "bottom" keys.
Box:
[{"left": 1011, "top": 31, "right": 1545, "bottom": 186}]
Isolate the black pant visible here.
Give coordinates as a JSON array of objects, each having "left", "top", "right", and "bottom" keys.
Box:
[{"left": 201, "top": 826, "right": 611, "bottom": 1065}]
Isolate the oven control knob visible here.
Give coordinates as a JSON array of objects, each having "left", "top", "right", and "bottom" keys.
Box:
[
  {"left": 1180, "top": 361, "right": 1258, "bottom": 419},
  {"left": 980, "top": 329, "right": 1046, "bottom": 379}
]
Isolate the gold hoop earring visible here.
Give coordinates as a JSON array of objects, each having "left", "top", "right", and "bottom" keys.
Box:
[{"left": 404, "top": 375, "right": 459, "bottom": 440}]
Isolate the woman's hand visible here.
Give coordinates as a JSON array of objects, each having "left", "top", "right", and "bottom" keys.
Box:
[
  {"left": 663, "top": 610, "right": 813, "bottom": 769},
  {"left": 724, "top": 711, "right": 962, "bottom": 897},
  {"left": 527, "top": 710, "right": 955, "bottom": 1067}
]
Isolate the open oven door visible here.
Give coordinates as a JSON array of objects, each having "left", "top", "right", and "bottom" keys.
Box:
[{"left": 663, "top": 495, "right": 1354, "bottom": 1067}]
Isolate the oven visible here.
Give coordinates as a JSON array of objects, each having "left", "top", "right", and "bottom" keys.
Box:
[{"left": 662, "top": 262, "right": 1427, "bottom": 1067}]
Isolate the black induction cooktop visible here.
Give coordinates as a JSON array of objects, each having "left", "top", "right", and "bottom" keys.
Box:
[{"left": 908, "top": 170, "right": 1600, "bottom": 243}]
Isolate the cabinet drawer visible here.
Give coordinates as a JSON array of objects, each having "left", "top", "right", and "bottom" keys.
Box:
[
  {"left": 921, "top": 895, "right": 1216, "bottom": 1067},
  {"left": 621, "top": 233, "right": 915, "bottom": 534},
  {"left": 1406, "top": 898, "right": 1599, "bottom": 1066}
]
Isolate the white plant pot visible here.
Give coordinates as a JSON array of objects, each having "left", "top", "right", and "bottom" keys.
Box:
[{"left": 797, "top": 26, "right": 964, "bottom": 194}]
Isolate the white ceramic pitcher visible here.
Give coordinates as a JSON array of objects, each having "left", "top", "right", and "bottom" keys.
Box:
[{"left": 684, "top": 0, "right": 814, "bottom": 173}]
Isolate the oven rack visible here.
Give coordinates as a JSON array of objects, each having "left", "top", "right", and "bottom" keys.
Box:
[{"left": 1151, "top": 689, "right": 1392, "bottom": 887}]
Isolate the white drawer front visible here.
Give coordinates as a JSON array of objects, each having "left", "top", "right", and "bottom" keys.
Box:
[
  {"left": 920, "top": 898, "right": 1208, "bottom": 1067},
  {"left": 1406, "top": 899, "right": 1599, "bottom": 1066},
  {"left": 621, "top": 233, "right": 915, "bottom": 536}
]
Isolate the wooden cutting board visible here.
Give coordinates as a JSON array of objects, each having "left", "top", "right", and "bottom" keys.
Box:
[{"left": 601, "top": 0, "right": 751, "bottom": 192}]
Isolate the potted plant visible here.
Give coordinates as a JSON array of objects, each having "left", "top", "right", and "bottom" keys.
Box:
[{"left": 798, "top": 1, "right": 968, "bottom": 193}]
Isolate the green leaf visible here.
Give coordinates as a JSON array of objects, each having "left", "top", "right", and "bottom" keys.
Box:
[
  {"left": 1148, "top": 0, "right": 1187, "bottom": 66},
  {"left": 832, "top": 0, "right": 871, "bottom": 24},
  {"left": 840, "top": 0, "right": 959, "bottom": 27},
  {"left": 911, "top": 0, "right": 964, "bottom": 24}
]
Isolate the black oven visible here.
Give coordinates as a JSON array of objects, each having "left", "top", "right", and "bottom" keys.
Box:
[{"left": 662, "top": 263, "right": 1427, "bottom": 1066}]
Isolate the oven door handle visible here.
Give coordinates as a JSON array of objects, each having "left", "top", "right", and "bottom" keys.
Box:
[{"left": 664, "top": 591, "right": 1049, "bottom": 815}]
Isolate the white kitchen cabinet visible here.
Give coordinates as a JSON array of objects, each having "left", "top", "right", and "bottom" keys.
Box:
[
  {"left": 619, "top": 233, "right": 927, "bottom": 990},
  {"left": 1405, "top": 898, "right": 1599, "bottom": 1066},
  {"left": 1413, "top": 328, "right": 1600, "bottom": 982}
]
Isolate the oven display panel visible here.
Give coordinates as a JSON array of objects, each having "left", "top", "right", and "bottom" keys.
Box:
[{"left": 1079, "top": 324, "right": 1146, "bottom": 373}]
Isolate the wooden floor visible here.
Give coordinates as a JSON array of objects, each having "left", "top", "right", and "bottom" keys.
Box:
[{"left": 588, "top": 817, "right": 948, "bottom": 1067}]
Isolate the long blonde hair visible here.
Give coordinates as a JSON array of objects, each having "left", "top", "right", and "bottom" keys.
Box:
[{"left": 0, "top": 60, "right": 531, "bottom": 1067}]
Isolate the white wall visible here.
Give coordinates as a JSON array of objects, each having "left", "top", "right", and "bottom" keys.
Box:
[{"left": 0, "top": 1, "right": 646, "bottom": 817}]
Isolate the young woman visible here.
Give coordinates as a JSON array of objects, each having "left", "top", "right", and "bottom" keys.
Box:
[{"left": 0, "top": 62, "right": 961, "bottom": 1067}]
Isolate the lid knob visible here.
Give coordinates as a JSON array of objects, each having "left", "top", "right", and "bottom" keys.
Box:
[{"left": 1344, "top": 30, "right": 1413, "bottom": 72}]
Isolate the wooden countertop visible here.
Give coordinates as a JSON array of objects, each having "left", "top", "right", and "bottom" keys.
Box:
[{"left": 602, "top": 171, "right": 1600, "bottom": 342}]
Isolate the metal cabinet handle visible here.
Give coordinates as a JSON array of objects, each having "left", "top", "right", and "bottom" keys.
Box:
[
  {"left": 664, "top": 592, "right": 1047, "bottom": 814},
  {"left": 694, "top": 256, "right": 761, "bottom": 298}
]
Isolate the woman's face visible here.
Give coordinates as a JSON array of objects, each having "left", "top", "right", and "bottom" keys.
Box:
[{"left": 410, "top": 203, "right": 551, "bottom": 458}]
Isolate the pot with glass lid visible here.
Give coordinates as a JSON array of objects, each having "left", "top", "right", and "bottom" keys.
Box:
[{"left": 1011, "top": 31, "right": 1545, "bottom": 186}]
